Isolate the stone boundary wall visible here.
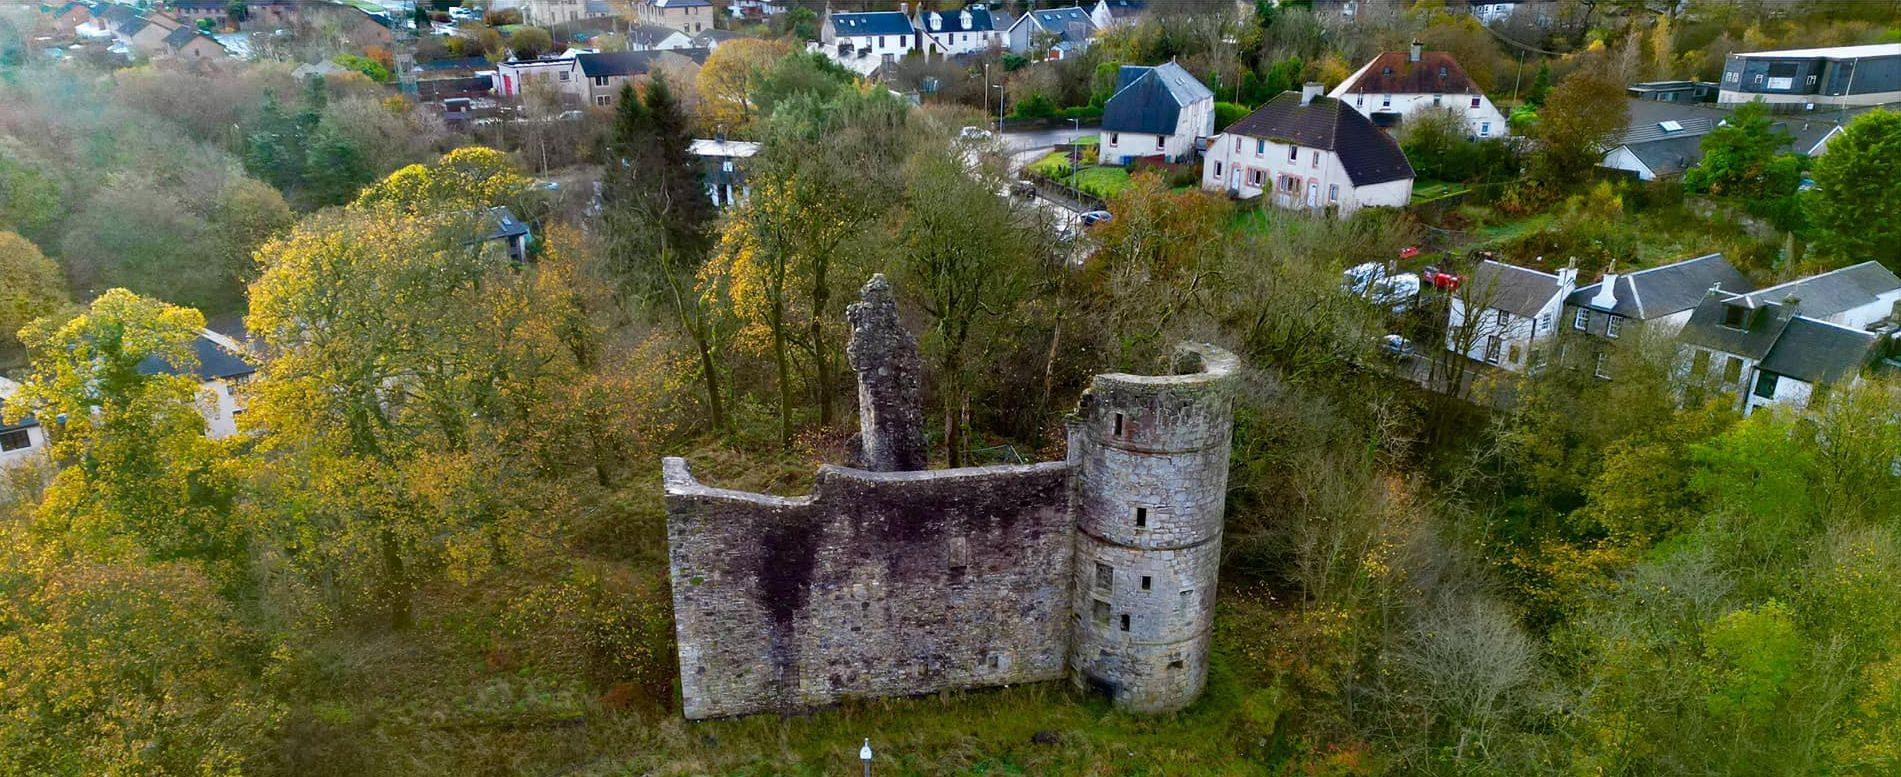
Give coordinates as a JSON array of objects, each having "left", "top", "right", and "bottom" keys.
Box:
[{"left": 665, "top": 458, "right": 1077, "bottom": 720}]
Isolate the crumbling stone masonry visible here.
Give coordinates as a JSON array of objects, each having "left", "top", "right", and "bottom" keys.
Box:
[{"left": 664, "top": 275, "right": 1239, "bottom": 720}]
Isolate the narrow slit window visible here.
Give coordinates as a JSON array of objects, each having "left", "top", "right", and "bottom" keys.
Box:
[
  {"left": 1113, "top": 412, "right": 1124, "bottom": 437},
  {"left": 1120, "top": 614, "right": 1130, "bottom": 632},
  {"left": 1141, "top": 576, "right": 1152, "bottom": 591},
  {"left": 1177, "top": 589, "right": 1193, "bottom": 616},
  {"left": 1135, "top": 507, "right": 1148, "bottom": 527}
]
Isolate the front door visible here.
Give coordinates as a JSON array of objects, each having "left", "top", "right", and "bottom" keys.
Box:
[{"left": 1307, "top": 181, "right": 1320, "bottom": 208}]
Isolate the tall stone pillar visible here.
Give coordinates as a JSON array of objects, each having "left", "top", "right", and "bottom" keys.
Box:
[{"left": 845, "top": 274, "right": 928, "bottom": 472}]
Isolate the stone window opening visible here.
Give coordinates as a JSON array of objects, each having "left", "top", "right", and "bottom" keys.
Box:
[
  {"left": 1113, "top": 412, "right": 1124, "bottom": 437},
  {"left": 1135, "top": 506, "right": 1147, "bottom": 528},
  {"left": 1093, "top": 599, "right": 1110, "bottom": 626},
  {"left": 948, "top": 536, "right": 969, "bottom": 577},
  {"left": 1120, "top": 613, "right": 1130, "bottom": 632},
  {"left": 1141, "top": 575, "right": 1152, "bottom": 591},
  {"left": 1095, "top": 562, "right": 1112, "bottom": 591},
  {"left": 1168, "top": 652, "right": 1183, "bottom": 669},
  {"left": 1177, "top": 589, "right": 1193, "bottom": 616}
]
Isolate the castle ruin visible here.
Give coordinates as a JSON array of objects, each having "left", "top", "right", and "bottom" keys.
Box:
[{"left": 663, "top": 275, "right": 1238, "bottom": 719}]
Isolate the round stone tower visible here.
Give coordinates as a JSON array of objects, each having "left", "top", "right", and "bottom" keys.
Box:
[{"left": 1067, "top": 343, "right": 1237, "bottom": 713}]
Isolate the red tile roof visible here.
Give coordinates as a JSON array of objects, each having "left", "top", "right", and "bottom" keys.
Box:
[{"left": 1340, "top": 51, "right": 1479, "bottom": 95}]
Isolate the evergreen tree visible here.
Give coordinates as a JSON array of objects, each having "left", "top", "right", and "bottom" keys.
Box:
[{"left": 1525, "top": 62, "right": 1552, "bottom": 107}]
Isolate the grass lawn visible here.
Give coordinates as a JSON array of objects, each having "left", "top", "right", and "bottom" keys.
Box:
[
  {"left": 1411, "top": 179, "right": 1469, "bottom": 204},
  {"left": 1073, "top": 166, "right": 1131, "bottom": 199},
  {"left": 1027, "top": 152, "right": 1071, "bottom": 179}
]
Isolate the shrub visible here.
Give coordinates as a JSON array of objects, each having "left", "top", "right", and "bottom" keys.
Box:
[
  {"left": 1010, "top": 93, "right": 1058, "bottom": 120},
  {"left": 1215, "top": 101, "right": 1249, "bottom": 132}
]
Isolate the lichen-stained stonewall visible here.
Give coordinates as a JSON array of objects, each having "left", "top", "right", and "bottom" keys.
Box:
[{"left": 663, "top": 276, "right": 1239, "bottom": 720}]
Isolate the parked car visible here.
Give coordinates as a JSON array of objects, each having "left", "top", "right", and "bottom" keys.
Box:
[
  {"left": 1380, "top": 334, "right": 1416, "bottom": 358},
  {"left": 1398, "top": 245, "right": 1421, "bottom": 260},
  {"left": 1369, "top": 273, "right": 1421, "bottom": 314},
  {"left": 1080, "top": 210, "right": 1113, "bottom": 227},
  {"left": 958, "top": 126, "right": 993, "bottom": 142},
  {"left": 1010, "top": 180, "right": 1037, "bottom": 198},
  {"left": 1342, "top": 261, "right": 1387, "bottom": 295},
  {"left": 1422, "top": 265, "right": 1463, "bottom": 291}
]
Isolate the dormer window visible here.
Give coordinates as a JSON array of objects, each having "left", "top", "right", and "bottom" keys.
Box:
[
  {"left": 1438, "top": 66, "right": 1448, "bottom": 77},
  {"left": 1381, "top": 66, "right": 1393, "bottom": 75},
  {"left": 929, "top": 12, "right": 941, "bottom": 30},
  {"left": 1722, "top": 303, "right": 1751, "bottom": 330}
]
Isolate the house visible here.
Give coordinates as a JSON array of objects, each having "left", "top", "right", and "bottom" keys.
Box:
[
  {"left": 1601, "top": 98, "right": 1845, "bottom": 181},
  {"left": 1201, "top": 84, "right": 1415, "bottom": 216},
  {"left": 117, "top": 16, "right": 175, "bottom": 56},
  {"left": 576, "top": 49, "right": 709, "bottom": 108},
  {"left": 1676, "top": 261, "right": 1901, "bottom": 414},
  {"left": 46, "top": 2, "right": 96, "bottom": 35},
  {"left": 1466, "top": 0, "right": 1521, "bottom": 23},
  {"left": 689, "top": 137, "right": 761, "bottom": 207},
  {"left": 523, "top": 0, "right": 592, "bottom": 26},
  {"left": 1559, "top": 253, "right": 1755, "bottom": 379},
  {"left": 727, "top": 1, "right": 785, "bottom": 21},
  {"left": 486, "top": 206, "right": 532, "bottom": 262},
  {"left": 1006, "top": 6, "right": 1096, "bottom": 60},
  {"left": 1329, "top": 42, "right": 1509, "bottom": 138},
  {"left": 1089, "top": 0, "right": 1145, "bottom": 28},
  {"left": 821, "top": 9, "right": 916, "bottom": 69},
  {"left": 1445, "top": 260, "right": 1577, "bottom": 372},
  {"left": 690, "top": 28, "right": 742, "bottom": 50},
  {"left": 1627, "top": 80, "right": 1718, "bottom": 103},
  {"left": 912, "top": 5, "right": 1001, "bottom": 59},
  {"left": 164, "top": 26, "right": 229, "bottom": 60},
  {"left": 1719, "top": 44, "right": 1901, "bottom": 108},
  {"left": 627, "top": 23, "right": 697, "bottom": 52},
  {"left": 293, "top": 59, "right": 351, "bottom": 80},
  {"left": 0, "top": 377, "right": 48, "bottom": 470},
  {"left": 496, "top": 53, "right": 583, "bottom": 100},
  {"left": 135, "top": 329, "right": 258, "bottom": 440},
  {"left": 1099, "top": 61, "right": 1214, "bottom": 165},
  {"left": 641, "top": 0, "right": 713, "bottom": 33}
]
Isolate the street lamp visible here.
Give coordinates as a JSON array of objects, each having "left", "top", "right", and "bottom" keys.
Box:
[
  {"left": 859, "top": 738, "right": 873, "bottom": 777},
  {"left": 1069, "top": 117, "right": 1082, "bottom": 198},
  {"left": 993, "top": 82, "right": 1004, "bottom": 134}
]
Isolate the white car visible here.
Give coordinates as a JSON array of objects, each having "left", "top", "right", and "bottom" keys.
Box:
[
  {"left": 1369, "top": 273, "right": 1421, "bottom": 314},
  {"left": 958, "top": 126, "right": 993, "bottom": 142}
]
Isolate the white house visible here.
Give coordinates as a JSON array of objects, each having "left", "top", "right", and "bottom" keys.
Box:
[
  {"left": 690, "top": 137, "right": 761, "bottom": 207},
  {"left": 1329, "top": 41, "right": 1509, "bottom": 138},
  {"left": 1466, "top": 0, "right": 1522, "bottom": 24},
  {"left": 0, "top": 377, "right": 48, "bottom": 470},
  {"left": 821, "top": 9, "right": 916, "bottom": 69},
  {"left": 1601, "top": 98, "right": 1846, "bottom": 181},
  {"left": 1006, "top": 6, "right": 1096, "bottom": 60},
  {"left": 641, "top": 0, "right": 713, "bottom": 33},
  {"left": 1446, "top": 260, "right": 1577, "bottom": 373},
  {"left": 135, "top": 329, "right": 259, "bottom": 440},
  {"left": 1201, "top": 84, "right": 1415, "bottom": 216},
  {"left": 626, "top": 23, "right": 698, "bottom": 52},
  {"left": 495, "top": 53, "right": 583, "bottom": 100},
  {"left": 1676, "top": 261, "right": 1901, "bottom": 414},
  {"left": 1090, "top": 0, "right": 1146, "bottom": 28},
  {"left": 1099, "top": 61, "right": 1214, "bottom": 165},
  {"left": 911, "top": 5, "right": 1002, "bottom": 58}
]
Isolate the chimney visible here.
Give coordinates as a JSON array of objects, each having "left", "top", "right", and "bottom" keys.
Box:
[
  {"left": 1300, "top": 81, "right": 1323, "bottom": 106},
  {"left": 1409, "top": 40, "right": 1423, "bottom": 63},
  {"left": 900, "top": 2, "right": 908, "bottom": 15},
  {"left": 1556, "top": 260, "right": 1578, "bottom": 297},
  {"left": 1590, "top": 261, "right": 1619, "bottom": 310}
]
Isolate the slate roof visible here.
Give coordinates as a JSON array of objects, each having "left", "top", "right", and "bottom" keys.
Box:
[
  {"left": 829, "top": 10, "right": 913, "bottom": 37},
  {"left": 1023, "top": 6, "right": 1094, "bottom": 42},
  {"left": 117, "top": 16, "right": 148, "bottom": 36},
  {"left": 1758, "top": 317, "right": 1881, "bottom": 384},
  {"left": 916, "top": 7, "right": 995, "bottom": 33},
  {"left": 486, "top": 206, "right": 530, "bottom": 241},
  {"left": 1734, "top": 261, "right": 1901, "bottom": 321},
  {"left": 163, "top": 25, "right": 206, "bottom": 49},
  {"left": 1338, "top": 51, "right": 1479, "bottom": 95},
  {"left": 416, "top": 55, "right": 490, "bottom": 72},
  {"left": 576, "top": 48, "right": 709, "bottom": 77},
  {"left": 137, "top": 332, "right": 257, "bottom": 382},
  {"left": 1223, "top": 92, "right": 1415, "bottom": 186},
  {"left": 1612, "top": 98, "right": 1845, "bottom": 175},
  {"left": 1469, "top": 260, "right": 1564, "bottom": 319},
  {"left": 1566, "top": 253, "right": 1754, "bottom": 320},
  {"left": 626, "top": 22, "right": 689, "bottom": 47},
  {"left": 1621, "top": 135, "right": 1708, "bottom": 178},
  {"left": 652, "top": 0, "right": 711, "bottom": 6},
  {"left": 1678, "top": 293, "right": 1794, "bottom": 361},
  {"left": 1101, "top": 61, "right": 1212, "bottom": 135},
  {"left": 1097, "top": 0, "right": 1147, "bottom": 19}
]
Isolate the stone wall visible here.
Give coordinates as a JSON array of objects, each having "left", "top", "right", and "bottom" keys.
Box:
[{"left": 665, "top": 458, "right": 1076, "bottom": 720}]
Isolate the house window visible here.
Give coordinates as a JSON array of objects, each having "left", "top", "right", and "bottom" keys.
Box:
[
  {"left": 1485, "top": 335, "right": 1502, "bottom": 365},
  {"left": 596, "top": 95, "right": 610, "bottom": 106},
  {"left": 1256, "top": 139, "right": 1265, "bottom": 155},
  {"left": 879, "top": 35, "right": 887, "bottom": 47},
  {"left": 1135, "top": 507, "right": 1147, "bottom": 528},
  {"left": 1381, "top": 94, "right": 1391, "bottom": 108},
  {"left": 1471, "top": 96, "right": 1481, "bottom": 108},
  {"left": 1724, "top": 356, "right": 1743, "bottom": 384},
  {"left": 1495, "top": 309, "right": 1509, "bottom": 327},
  {"left": 1095, "top": 562, "right": 1113, "bottom": 591},
  {"left": 1278, "top": 174, "right": 1300, "bottom": 193},
  {"left": 1248, "top": 169, "right": 1264, "bottom": 187},
  {"left": 1594, "top": 352, "right": 1611, "bottom": 379},
  {"left": 1606, "top": 316, "right": 1621, "bottom": 338},
  {"left": 559, "top": 71, "right": 570, "bottom": 81},
  {"left": 1439, "top": 66, "right": 1449, "bottom": 77},
  {"left": 1573, "top": 308, "right": 1589, "bottom": 330},
  {"left": 594, "top": 75, "right": 608, "bottom": 86},
  {"left": 1723, "top": 304, "right": 1750, "bottom": 329},
  {"left": 1213, "top": 160, "right": 1223, "bottom": 177},
  {"left": 0, "top": 429, "right": 29, "bottom": 452},
  {"left": 1155, "top": 135, "right": 1164, "bottom": 150},
  {"left": 1328, "top": 184, "right": 1339, "bottom": 202},
  {"left": 1754, "top": 371, "right": 1779, "bottom": 399},
  {"left": 1538, "top": 312, "right": 1552, "bottom": 333},
  {"left": 1311, "top": 150, "right": 1319, "bottom": 168},
  {"left": 1480, "top": 121, "right": 1491, "bottom": 136},
  {"left": 1433, "top": 94, "right": 1442, "bottom": 106},
  {"left": 1691, "top": 349, "right": 1710, "bottom": 376},
  {"left": 1287, "top": 144, "right": 1298, "bottom": 162},
  {"left": 1110, "top": 132, "right": 1120, "bottom": 146}
]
